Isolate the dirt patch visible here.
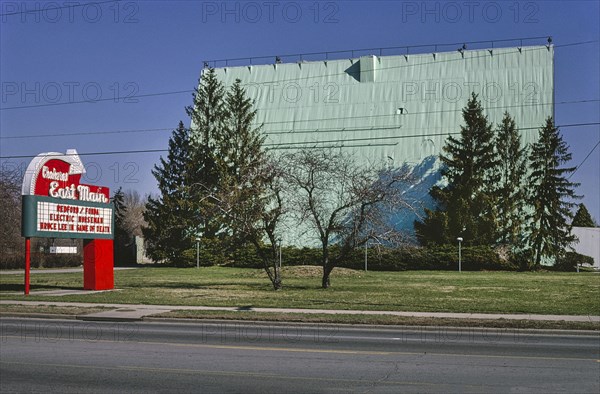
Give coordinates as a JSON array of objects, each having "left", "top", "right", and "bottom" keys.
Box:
[{"left": 283, "top": 266, "right": 362, "bottom": 278}]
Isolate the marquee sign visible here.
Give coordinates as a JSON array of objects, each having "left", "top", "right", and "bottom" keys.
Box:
[
  {"left": 21, "top": 149, "right": 113, "bottom": 239},
  {"left": 21, "top": 149, "right": 114, "bottom": 293}
]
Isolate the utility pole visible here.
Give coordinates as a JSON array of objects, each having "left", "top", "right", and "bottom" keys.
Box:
[{"left": 457, "top": 237, "right": 463, "bottom": 272}]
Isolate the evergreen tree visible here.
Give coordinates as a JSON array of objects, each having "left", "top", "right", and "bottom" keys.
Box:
[
  {"left": 184, "top": 75, "right": 284, "bottom": 288},
  {"left": 415, "top": 93, "right": 499, "bottom": 246},
  {"left": 572, "top": 204, "right": 596, "bottom": 227},
  {"left": 185, "top": 68, "right": 228, "bottom": 242},
  {"left": 525, "top": 117, "right": 580, "bottom": 269},
  {"left": 143, "top": 121, "right": 195, "bottom": 264},
  {"left": 220, "top": 79, "right": 267, "bottom": 243},
  {"left": 216, "top": 81, "right": 285, "bottom": 288},
  {"left": 414, "top": 203, "right": 450, "bottom": 246},
  {"left": 222, "top": 79, "right": 265, "bottom": 182},
  {"left": 493, "top": 112, "right": 528, "bottom": 246},
  {"left": 112, "top": 187, "right": 131, "bottom": 264},
  {"left": 143, "top": 73, "right": 281, "bottom": 276}
]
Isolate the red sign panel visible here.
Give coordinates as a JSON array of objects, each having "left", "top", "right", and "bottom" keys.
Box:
[
  {"left": 22, "top": 150, "right": 113, "bottom": 239},
  {"left": 24, "top": 153, "right": 110, "bottom": 202}
]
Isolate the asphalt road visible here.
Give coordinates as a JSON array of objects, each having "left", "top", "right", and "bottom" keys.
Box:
[{"left": 1, "top": 317, "right": 598, "bottom": 393}]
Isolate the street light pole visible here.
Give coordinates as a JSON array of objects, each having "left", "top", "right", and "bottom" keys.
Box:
[
  {"left": 457, "top": 237, "right": 463, "bottom": 272},
  {"left": 364, "top": 241, "right": 368, "bottom": 272},
  {"left": 195, "top": 237, "right": 201, "bottom": 269},
  {"left": 277, "top": 237, "right": 282, "bottom": 269}
]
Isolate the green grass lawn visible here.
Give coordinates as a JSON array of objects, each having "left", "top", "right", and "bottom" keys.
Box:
[{"left": 1, "top": 266, "right": 599, "bottom": 315}]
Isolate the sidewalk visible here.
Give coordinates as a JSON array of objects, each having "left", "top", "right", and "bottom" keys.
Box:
[
  {"left": 1, "top": 299, "right": 599, "bottom": 323},
  {"left": 0, "top": 267, "right": 138, "bottom": 275}
]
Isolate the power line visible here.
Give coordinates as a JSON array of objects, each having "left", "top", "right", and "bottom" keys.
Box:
[
  {"left": 0, "top": 149, "right": 168, "bottom": 160},
  {"left": 269, "top": 122, "right": 600, "bottom": 145},
  {"left": 554, "top": 122, "right": 600, "bottom": 129},
  {"left": 264, "top": 133, "right": 409, "bottom": 147},
  {"left": 274, "top": 122, "right": 600, "bottom": 137},
  {"left": 236, "top": 96, "right": 595, "bottom": 119},
  {"left": 2, "top": 100, "right": 598, "bottom": 140},
  {"left": 267, "top": 125, "right": 403, "bottom": 136},
  {"left": 569, "top": 140, "right": 600, "bottom": 179},
  {"left": 270, "top": 142, "right": 400, "bottom": 150},
  {"left": 256, "top": 100, "right": 594, "bottom": 130},
  {"left": 2, "top": 122, "right": 598, "bottom": 160},
  {"left": 264, "top": 123, "right": 600, "bottom": 148},
  {"left": 0, "top": 90, "right": 191, "bottom": 111},
  {"left": 0, "top": 127, "right": 174, "bottom": 140},
  {"left": 1, "top": 40, "right": 596, "bottom": 112}
]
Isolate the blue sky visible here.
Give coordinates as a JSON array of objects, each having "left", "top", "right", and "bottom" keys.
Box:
[{"left": 1, "top": 0, "right": 599, "bottom": 221}]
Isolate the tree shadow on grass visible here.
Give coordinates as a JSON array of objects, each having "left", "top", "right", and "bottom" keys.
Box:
[
  {"left": 124, "top": 281, "right": 309, "bottom": 291},
  {"left": 0, "top": 283, "right": 83, "bottom": 292},
  {"left": 118, "top": 274, "right": 336, "bottom": 292}
]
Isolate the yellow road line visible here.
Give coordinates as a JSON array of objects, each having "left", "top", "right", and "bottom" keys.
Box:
[
  {"left": 2, "top": 335, "right": 598, "bottom": 363},
  {"left": 0, "top": 360, "right": 476, "bottom": 388}
]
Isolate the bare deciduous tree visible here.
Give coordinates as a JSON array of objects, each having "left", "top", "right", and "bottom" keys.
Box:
[
  {"left": 282, "top": 149, "right": 415, "bottom": 288},
  {"left": 123, "top": 189, "right": 148, "bottom": 237},
  {"left": 0, "top": 164, "right": 24, "bottom": 267},
  {"left": 194, "top": 158, "right": 287, "bottom": 290}
]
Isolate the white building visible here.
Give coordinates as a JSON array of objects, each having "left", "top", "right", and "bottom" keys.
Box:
[
  {"left": 199, "top": 42, "right": 554, "bottom": 244},
  {"left": 572, "top": 227, "right": 600, "bottom": 269}
]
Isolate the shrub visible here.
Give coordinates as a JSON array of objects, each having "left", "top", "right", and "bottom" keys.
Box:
[
  {"left": 229, "top": 244, "right": 264, "bottom": 268},
  {"left": 553, "top": 252, "right": 595, "bottom": 272},
  {"left": 255, "top": 244, "right": 517, "bottom": 272},
  {"left": 191, "top": 239, "right": 518, "bottom": 272},
  {"left": 0, "top": 242, "right": 82, "bottom": 270}
]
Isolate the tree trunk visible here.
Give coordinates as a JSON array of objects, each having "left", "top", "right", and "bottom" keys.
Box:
[
  {"left": 264, "top": 265, "right": 283, "bottom": 290},
  {"left": 534, "top": 239, "right": 542, "bottom": 270},
  {"left": 322, "top": 272, "right": 330, "bottom": 289},
  {"left": 321, "top": 242, "right": 331, "bottom": 288},
  {"left": 322, "top": 265, "right": 333, "bottom": 289},
  {"left": 254, "top": 239, "right": 283, "bottom": 290},
  {"left": 272, "top": 279, "right": 282, "bottom": 290},
  {"left": 273, "top": 266, "right": 282, "bottom": 290}
]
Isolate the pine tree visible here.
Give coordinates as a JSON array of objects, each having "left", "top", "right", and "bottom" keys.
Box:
[
  {"left": 219, "top": 79, "right": 285, "bottom": 288},
  {"left": 415, "top": 93, "right": 499, "bottom": 246},
  {"left": 525, "top": 117, "right": 580, "bottom": 269},
  {"left": 143, "top": 121, "right": 195, "bottom": 264},
  {"left": 185, "top": 68, "right": 227, "bottom": 241},
  {"left": 414, "top": 203, "right": 450, "bottom": 246},
  {"left": 222, "top": 79, "right": 265, "bottom": 182},
  {"left": 143, "top": 74, "right": 283, "bottom": 278},
  {"left": 183, "top": 75, "right": 283, "bottom": 287},
  {"left": 112, "top": 187, "right": 130, "bottom": 264},
  {"left": 572, "top": 204, "right": 596, "bottom": 227},
  {"left": 493, "top": 112, "right": 528, "bottom": 246},
  {"left": 183, "top": 71, "right": 279, "bottom": 271},
  {"left": 220, "top": 79, "right": 267, "bottom": 241}
]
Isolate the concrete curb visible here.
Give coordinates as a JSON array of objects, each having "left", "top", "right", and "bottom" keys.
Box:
[
  {"left": 141, "top": 317, "right": 600, "bottom": 336},
  {"left": 2, "top": 300, "right": 599, "bottom": 323},
  {"left": 1, "top": 312, "right": 598, "bottom": 336}
]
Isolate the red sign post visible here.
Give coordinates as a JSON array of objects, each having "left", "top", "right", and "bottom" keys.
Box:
[{"left": 21, "top": 149, "right": 115, "bottom": 294}]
